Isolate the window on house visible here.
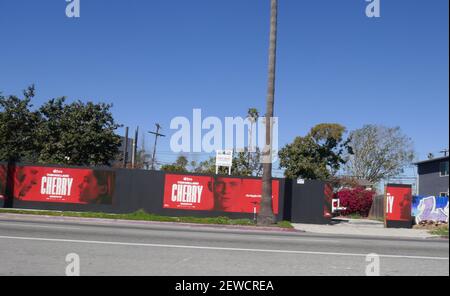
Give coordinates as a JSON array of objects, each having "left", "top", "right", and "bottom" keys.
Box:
[{"left": 440, "top": 161, "right": 449, "bottom": 177}]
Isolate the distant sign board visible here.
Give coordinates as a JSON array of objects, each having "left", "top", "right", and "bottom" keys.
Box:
[
  {"left": 216, "top": 150, "right": 233, "bottom": 175},
  {"left": 216, "top": 150, "right": 233, "bottom": 167},
  {"left": 297, "top": 178, "right": 305, "bottom": 185}
]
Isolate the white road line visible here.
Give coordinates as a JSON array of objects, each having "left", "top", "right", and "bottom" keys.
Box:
[
  {"left": 0, "top": 235, "right": 448, "bottom": 261},
  {"left": 0, "top": 223, "right": 83, "bottom": 231}
]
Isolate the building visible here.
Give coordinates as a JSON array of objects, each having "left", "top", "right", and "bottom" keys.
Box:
[
  {"left": 112, "top": 136, "right": 134, "bottom": 167},
  {"left": 414, "top": 156, "right": 449, "bottom": 197}
]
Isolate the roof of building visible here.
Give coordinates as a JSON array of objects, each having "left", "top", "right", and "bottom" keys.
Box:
[{"left": 414, "top": 156, "right": 449, "bottom": 165}]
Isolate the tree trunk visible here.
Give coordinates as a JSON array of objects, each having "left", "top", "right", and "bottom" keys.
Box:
[{"left": 257, "top": 0, "right": 278, "bottom": 226}]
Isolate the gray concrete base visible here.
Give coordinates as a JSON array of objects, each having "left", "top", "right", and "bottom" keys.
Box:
[{"left": 293, "top": 218, "right": 436, "bottom": 239}]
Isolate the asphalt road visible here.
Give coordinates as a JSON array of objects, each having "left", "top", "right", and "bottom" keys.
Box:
[{"left": 0, "top": 215, "right": 448, "bottom": 276}]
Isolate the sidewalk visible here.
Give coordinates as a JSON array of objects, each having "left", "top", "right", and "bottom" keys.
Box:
[{"left": 292, "top": 218, "right": 437, "bottom": 239}]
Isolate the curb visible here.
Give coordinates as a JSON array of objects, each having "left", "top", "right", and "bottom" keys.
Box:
[{"left": 0, "top": 212, "right": 299, "bottom": 233}]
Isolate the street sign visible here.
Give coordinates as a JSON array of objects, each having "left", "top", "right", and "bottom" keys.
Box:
[{"left": 297, "top": 178, "right": 305, "bottom": 185}]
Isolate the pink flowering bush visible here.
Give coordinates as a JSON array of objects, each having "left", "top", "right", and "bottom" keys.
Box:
[{"left": 336, "top": 187, "right": 375, "bottom": 217}]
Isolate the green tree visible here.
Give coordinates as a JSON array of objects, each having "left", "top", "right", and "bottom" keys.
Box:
[
  {"left": 233, "top": 148, "right": 263, "bottom": 177},
  {"left": 247, "top": 108, "right": 259, "bottom": 153},
  {"left": 0, "top": 85, "right": 41, "bottom": 162},
  {"left": 278, "top": 123, "right": 350, "bottom": 180},
  {"left": 194, "top": 148, "right": 263, "bottom": 177},
  {"left": 37, "top": 97, "right": 122, "bottom": 166},
  {"left": 193, "top": 157, "right": 216, "bottom": 174},
  {"left": 161, "top": 155, "right": 189, "bottom": 173},
  {"left": 344, "top": 125, "right": 415, "bottom": 183}
]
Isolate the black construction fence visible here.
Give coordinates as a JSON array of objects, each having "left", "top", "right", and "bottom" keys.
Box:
[{"left": 0, "top": 162, "right": 332, "bottom": 224}]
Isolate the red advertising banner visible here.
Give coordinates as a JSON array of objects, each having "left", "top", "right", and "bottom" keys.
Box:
[
  {"left": 163, "top": 174, "right": 215, "bottom": 211},
  {"left": 231, "top": 178, "right": 279, "bottom": 214},
  {"left": 13, "top": 166, "right": 115, "bottom": 205},
  {"left": 163, "top": 174, "right": 279, "bottom": 214},
  {"left": 385, "top": 184, "right": 412, "bottom": 222},
  {"left": 0, "top": 163, "right": 6, "bottom": 200}
]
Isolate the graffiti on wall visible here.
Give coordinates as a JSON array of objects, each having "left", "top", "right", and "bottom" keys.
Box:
[{"left": 412, "top": 196, "right": 449, "bottom": 224}]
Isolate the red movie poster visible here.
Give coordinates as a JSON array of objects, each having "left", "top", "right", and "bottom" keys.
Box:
[
  {"left": 385, "top": 184, "right": 412, "bottom": 222},
  {"left": 163, "top": 174, "right": 279, "bottom": 214},
  {"left": 163, "top": 174, "right": 215, "bottom": 210},
  {"left": 13, "top": 166, "right": 115, "bottom": 205},
  {"left": 0, "top": 164, "right": 6, "bottom": 200}
]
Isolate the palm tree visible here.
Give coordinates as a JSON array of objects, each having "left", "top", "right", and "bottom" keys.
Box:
[
  {"left": 258, "top": 0, "right": 278, "bottom": 226},
  {"left": 247, "top": 108, "right": 259, "bottom": 153}
]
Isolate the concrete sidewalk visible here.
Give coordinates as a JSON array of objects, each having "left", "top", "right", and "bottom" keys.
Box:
[{"left": 292, "top": 218, "right": 437, "bottom": 239}]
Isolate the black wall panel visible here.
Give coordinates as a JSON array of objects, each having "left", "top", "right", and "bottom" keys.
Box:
[
  {"left": 290, "top": 180, "right": 331, "bottom": 225},
  {"left": 1, "top": 163, "right": 331, "bottom": 224}
]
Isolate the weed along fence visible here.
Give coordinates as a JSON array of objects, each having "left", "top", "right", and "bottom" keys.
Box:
[{"left": 0, "top": 162, "right": 333, "bottom": 224}]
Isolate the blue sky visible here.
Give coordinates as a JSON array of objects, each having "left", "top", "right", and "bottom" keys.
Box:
[{"left": 0, "top": 0, "right": 448, "bottom": 172}]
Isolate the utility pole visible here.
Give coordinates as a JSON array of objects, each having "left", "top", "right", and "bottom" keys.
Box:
[
  {"left": 123, "top": 127, "right": 129, "bottom": 168},
  {"left": 149, "top": 123, "right": 166, "bottom": 170},
  {"left": 131, "top": 126, "right": 139, "bottom": 169}
]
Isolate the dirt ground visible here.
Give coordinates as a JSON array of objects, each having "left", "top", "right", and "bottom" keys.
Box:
[{"left": 413, "top": 221, "right": 448, "bottom": 231}]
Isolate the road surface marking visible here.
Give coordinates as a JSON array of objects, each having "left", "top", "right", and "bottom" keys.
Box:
[{"left": 0, "top": 235, "right": 448, "bottom": 261}]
